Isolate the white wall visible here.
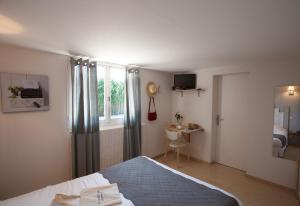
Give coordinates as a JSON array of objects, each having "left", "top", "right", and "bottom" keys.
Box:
[
  {"left": 171, "top": 72, "right": 214, "bottom": 162},
  {"left": 100, "top": 128, "right": 124, "bottom": 169},
  {"left": 0, "top": 44, "right": 71, "bottom": 199},
  {"left": 172, "top": 60, "right": 300, "bottom": 189},
  {"left": 140, "top": 69, "right": 173, "bottom": 157}
]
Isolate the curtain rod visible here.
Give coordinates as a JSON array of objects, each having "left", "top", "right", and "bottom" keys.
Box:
[
  {"left": 97, "top": 61, "right": 125, "bottom": 68},
  {"left": 71, "top": 56, "right": 126, "bottom": 68}
]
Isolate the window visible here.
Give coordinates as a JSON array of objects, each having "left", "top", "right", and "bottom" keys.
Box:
[{"left": 97, "top": 64, "right": 125, "bottom": 126}]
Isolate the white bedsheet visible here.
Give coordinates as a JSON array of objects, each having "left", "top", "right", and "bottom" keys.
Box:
[
  {"left": 1, "top": 157, "right": 243, "bottom": 206},
  {"left": 0, "top": 173, "right": 134, "bottom": 206}
]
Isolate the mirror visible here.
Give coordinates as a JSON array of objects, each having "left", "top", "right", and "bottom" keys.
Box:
[{"left": 273, "top": 86, "right": 300, "bottom": 161}]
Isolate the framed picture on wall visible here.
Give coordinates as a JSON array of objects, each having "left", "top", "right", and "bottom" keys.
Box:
[{"left": 0, "top": 72, "right": 49, "bottom": 113}]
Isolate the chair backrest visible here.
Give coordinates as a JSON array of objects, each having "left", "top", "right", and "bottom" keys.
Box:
[{"left": 165, "top": 129, "right": 179, "bottom": 141}]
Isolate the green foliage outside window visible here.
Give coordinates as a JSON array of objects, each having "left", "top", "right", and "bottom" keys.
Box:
[
  {"left": 97, "top": 79, "right": 124, "bottom": 117},
  {"left": 110, "top": 80, "right": 124, "bottom": 115},
  {"left": 98, "top": 79, "right": 104, "bottom": 116}
]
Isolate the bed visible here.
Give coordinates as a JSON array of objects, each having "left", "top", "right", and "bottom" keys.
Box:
[
  {"left": 273, "top": 108, "right": 288, "bottom": 157},
  {"left": 273, "top": 124, "right": 288, "bottom": 157},
  {"left": 0, "top": 156, "right": 242, "bottom": 206}
]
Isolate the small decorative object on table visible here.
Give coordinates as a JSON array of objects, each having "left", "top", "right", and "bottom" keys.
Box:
[
  {"left": 175, "top": 112, "right": 183, "bottom": 129},
  {"left": 188, "top": 123, "right": 200, "bottom": 130}
]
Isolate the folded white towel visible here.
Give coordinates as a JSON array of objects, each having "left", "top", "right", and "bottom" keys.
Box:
[
  {"left": 80, "top": 183, "right": 122, "bottom": 206},
  {"left": 51, "top": 194, "right": 80, "bottom": 206},
  {"left": 51, "top": 183, "right": 122, "bottom": 206}
]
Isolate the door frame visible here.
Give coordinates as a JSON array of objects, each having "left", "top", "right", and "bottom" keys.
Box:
[{"left": 210, "top": 72, "right": 250, "bottom": 167}]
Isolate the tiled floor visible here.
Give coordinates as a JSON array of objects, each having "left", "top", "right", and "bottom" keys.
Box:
[{"left": 155, "top": 153, "right": 299, "bottom": 206}]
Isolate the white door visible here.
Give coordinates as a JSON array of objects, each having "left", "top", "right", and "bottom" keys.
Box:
[{"left": 215, "top": 73, "right": 249, "bottom": 171}]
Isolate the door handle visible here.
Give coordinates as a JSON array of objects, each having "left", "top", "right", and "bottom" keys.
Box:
[{"left": 216, "top": 115, "right": 224, "bottom": 126}]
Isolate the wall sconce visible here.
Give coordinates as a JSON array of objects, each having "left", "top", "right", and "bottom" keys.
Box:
[{"left": 288, "top": 86, "right": 295, "bottom": 96}]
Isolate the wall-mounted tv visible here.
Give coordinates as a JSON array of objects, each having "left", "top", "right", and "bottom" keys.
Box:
[{"left": 173, "top": 74, "right": 196, "bottom": 90}]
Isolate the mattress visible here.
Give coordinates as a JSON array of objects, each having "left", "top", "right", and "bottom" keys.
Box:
[
  {"left": 1, "top": 156, "right": 242, "bottom": 206},
  {"left": 0, "top": 173, "right": 134, "bottom": 206},
  {"left": 273, "top": 137, "right": 282, "bottom": 147}
]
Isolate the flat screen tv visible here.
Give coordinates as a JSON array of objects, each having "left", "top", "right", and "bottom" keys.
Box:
[{"left": 173, "top": 74, "right": 196, "bottom": 90}]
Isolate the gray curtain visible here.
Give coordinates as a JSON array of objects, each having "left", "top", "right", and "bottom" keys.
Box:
[
  {"left": 71, "top": 58, "right": 100, "bottom": 178},
  {"left": 123, "top": 68, "right": 141, "bottom": 161}
]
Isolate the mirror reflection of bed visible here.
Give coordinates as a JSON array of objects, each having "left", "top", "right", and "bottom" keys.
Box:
[{"left": 273, "top": 86, "right": 300, "bottom": 161}]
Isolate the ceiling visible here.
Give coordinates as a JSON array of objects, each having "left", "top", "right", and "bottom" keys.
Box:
[{"left": 0, "top": 0, "right": 300, "bottom": 71}]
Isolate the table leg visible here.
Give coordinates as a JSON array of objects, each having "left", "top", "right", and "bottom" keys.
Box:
[
  {"left": 183, "top": 133, "right": 191, "bottom": 142},
  {"left": 187, "top": 145, "right": 190, "bottom": 161}
]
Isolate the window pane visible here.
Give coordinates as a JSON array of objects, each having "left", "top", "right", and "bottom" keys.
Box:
[
  {"left": 110, "top": 67, "right": 125, "bottom": 117},
  {"left": 97, "top": 66, "right": 105, "bottom": 118}
]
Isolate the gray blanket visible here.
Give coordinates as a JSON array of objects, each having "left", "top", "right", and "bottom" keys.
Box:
[{"left": 100, "top": 156, "right": 239, "bottom": 206}]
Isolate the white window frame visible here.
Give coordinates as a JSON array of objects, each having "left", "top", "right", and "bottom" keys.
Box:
[{"left": 98, "top": 63, "right": 125, "bottom": 127}]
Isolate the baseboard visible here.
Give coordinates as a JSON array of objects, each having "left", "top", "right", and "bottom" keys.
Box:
[
  {"left": 153, "top": 152, "right": 296, "bottom": 194},
  {"left": 152, "top": 153, "right": 165, "bottom": 159},
  {"left": 185, "top": 154, "right": 211, "bottom": 164},
  {"left": 210, "top": 161, "right": 246, "bottom": 173},
  {"left": 152, "top": 152, "right": 211, "bottom": 164},
  {"left": 245, "top": 173, "right": 296, "bottom": 193}
]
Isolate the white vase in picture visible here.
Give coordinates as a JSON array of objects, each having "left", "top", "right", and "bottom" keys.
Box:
[{"left": 177, "top": 119, "right": 183, "bottom": 129}]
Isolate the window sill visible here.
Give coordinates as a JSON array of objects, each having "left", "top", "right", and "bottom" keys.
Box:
[
  {"left": 99, "top": 122, "right": 146, "bottom": 131},
  {"left": 100, "top": 124, "right": 124, "bottom": 131}
]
